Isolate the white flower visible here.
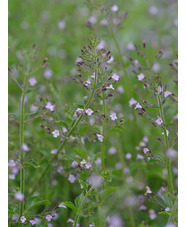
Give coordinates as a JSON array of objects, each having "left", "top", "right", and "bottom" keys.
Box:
[
  {"left": 145, "top": 186, "right": 152, "bottom": 194},
  {"left": 165, "top": 207, "right": 170, "bottom": 211},
  {"left": 111, "top": 5, "right": 118, "bottom": 12},
  {"left": 156, "top": 117, "right": 163, "bottom": 125},
  {"left": 52, "top": 130, "right": 60, "bottom": 138},
  {"left": 30, "top": 104, "right": 38, "bottom": 113},
  {"left": 137, "top": 73, "right": 145, "bottom": 81},
  {"left": 96, "top": 40, "right": 105, "bottom": 50},
  {"left": 107, "top": 56, "right": 114, "bottom": 64},
  {"left": 164, "top": 91, "right": 172, "bottom": 97},
  {"left": 90, "top": 73, "right": 95, "bottom": 78},
  {"left": 134, "top": 103, "right": 142, "bottom": 109},
  {"left": 111, "top": 73, "right": 120, "bottom": 81},
  {"left": 110, "top": 112, "right": 117, "bottom": 121},
  {"left": 129, "top": 98, "right": 138, "bottom": 107},
  {"left": 14, "top": 191, "right": 24, "bottom": 201},
  {"left": 96, "top": 134, "right": 104, "bottom": 142},
  {"left": 89, "top": 223, "right": 95, "bottom": 227},
  {"left": 85, "top": 78, "right": 91, "bottom": 85},
  {"left": 28, "top": 77, "right": 37, "bottom": 86},
  {"left": 20, "top": 216, "right": 26, "bottom": 223},
  {"left": 68, "top": 174, "right": 76, "bottom": 183},
  {"left": 85, "top": 108, "right": 94, "bottom": 116},
  {"left": 22, "top": 143, "right": 30, "bottom": 151},
  {"left": 74, "top": 108, "right": 84, "bottom": 117},
  {"left": 80, "top": 159, "right": 87, "bottom": 165},
  {"left": 58, "top": 204, "right": 67, "bottom": 208},
  {"left": 162, "top": 129, "right": 169, "bottom": 137},
  {"left": 45, "top": 102, "right": 55, "bottom": 111},
  {"left": 51, "top": 149, "right": 57, "bottom": 154},
  {"left": 152, "top": 62, "right": 160, "bottom": 72},
  {"left": 106, "top": 84, "right": 115, "bottom": 90}
]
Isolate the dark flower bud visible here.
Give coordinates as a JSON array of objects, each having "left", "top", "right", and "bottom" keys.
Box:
[{"left": 143, "top": 40, "right": 146, "bottom": 48}]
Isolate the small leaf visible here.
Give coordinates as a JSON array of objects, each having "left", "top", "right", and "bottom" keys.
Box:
[
  {"left": 73, "top": 147, "right": 88, "bottom": 161},
  {"left": 75, "top": 193, "right": 85, "bottom": 208},
  {"left": 60, "top": 202, "right": 78, "bottom": 213},
  {"left": 78, "top": 125, "right": 89, "bottom": 134},
  {"left": 158, "top": 211, "right": 171, "bottom": 216},
  {"left": 100, "top": 187, "right": 119, "bottom": 203},
  {"left": 55, "top": 120, "right": 68, "bottom": 128},
  {"left": 78, "top": 179, "right": 88, "bottom": 191},
  {"left": 22, "top": 159, "right": 40, "bottom": 168},
  {"left": 25, "top": 196, "right": 51, "bottom": 213}
]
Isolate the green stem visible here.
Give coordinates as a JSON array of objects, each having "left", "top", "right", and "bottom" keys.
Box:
[
  {"left": 30, "top": 56, "right": 98, "bottom": 197},
  {"left": 101, "top": 92, "right": 106, "bottom": 171},
  {"left": 117, "top": 134, "right": 136, "bottom": 227},
  {"left": 74, "top": 186, "right": 94, "bottom": 227},
  {"left": 157, "top": 96, "right": 174, "bottom": 196}
]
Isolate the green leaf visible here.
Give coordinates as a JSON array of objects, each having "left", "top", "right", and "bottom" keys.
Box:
[
  {"left": 78, "top": 179, "right": 88, "bottom": 191},
  {"left": 22, "top": 159, "right": 40, "bottom": 168},
  {"left": 75, "top": 193, "right": 85, "bottom": 208},
  {"left": 100, "top": 187, "right": 119, "bottom": 203},
  {"left": 60, "top": 202, "right": 78, "bottom": 213},
  {"left": 78, "top": 125, "right": 89, "bottom": 134},
  {"left": 158, "top": 211, "right": 171, "bottom": 216},
  {"left": 73, "top": 147, "right": 88, "bottom": 161},
  {"left": 83, "top": 96, "right": 88, "bottom": 105},
  {"left": 25, "top": 196, "right": 51, "bottom": 213},
  {"left": 55, "top": 120, "right": 68, "bottom": 128},
  {"left": 108, "top": 126, "right": 125, "bottom": 134}
]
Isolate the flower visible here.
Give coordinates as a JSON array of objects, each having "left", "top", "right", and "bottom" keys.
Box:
[
  {"left": 109, "top": 147, "right": 117, "bottom": 154},
  {"left": 127, "top": 42, "right": 135, "bottom": 50},
  {"left": 111, "top": 73, "right": 120, "bottom": 81},
  {"left": 143, "top": 148, "right": 150, "bottom": 154},
  {"left": 156, "top": 117, "right": 163, "bottom": 125},
  {"left": 68, "top": 174, "right": 76, "bottom": 183},
  {"left": 58, "top": 204, "right": 67, "bottom": 208},
  {"left": 110, "top": 112, "right": 117, "bottom": 121},
  {"left": 139, "top": 205, "right": 147, "bottom": 210},
  {"left": 107, "top": 56, "right": 114, "bottom": 64},
  {"left": 85, "top": 79, "right": 91, "bottom": 85},
  {"left": 136, "top": 154, "right": 144, "bottom": 160},
  {"left": 96, "top": 134, "right": 104, "bottom": 142},
  {"left": 20, "top": 216, "right": 26, "bottom": 223},
  {"left": 62, "top": 127, "right": 67, "bottom": 133},
  {"left": 164, "top": 91, "right": 172, "bottom": 97},
  {"left": 89, "top": 15, "right": 97, "bottom": 24},
  {"left": 117, "top": 85, "right": 124, "bottom": 93},
  {"left": 21, "top": 143, "right": 30, "bottom": 151},
  {"left": 129, "top": 98, "right": 138, "bottom": 107},
  {"left": 8, "top": 159, "right": 16, "bottom": 167},
  {"left": 106, "top": 214, "right": 124, "bottom": 227},
  {"left": 52, "top": 130, "right": 60, "bottom": 138},
  {"left": 72, "top": 161, "right": 78, "bottom": 166},
  {"left": 125, "top": 153, "right": 132, "bottom": 159},
  {"left": 149, "top": 209, "right": 157, "bottom": 220},
  {"left": 162, "top": 129, "right": 169, "bottom": 137},
  {"left": 166, "top": 148, "right": 178, "bottom": 158},
  {"left": 46, "top": 215, "right": 53, "bottom": 222},
  {"left": 165, "top": 207, "right": 170, "bottom": 211},
  {"left": 89, "top": 223, "right": 95, "bottom": 227},
  {"left": 111, "top": 5, "right": 118, "bottom": 12},
  {"left": 14, "top": 191, "right": 24, "bottom": 201},
  {"left": 74, "top": 108, "right": 84, "bottom": 117},
  {"left": 143, "top": 136, "right": 149, "bottom": 143},
  {"left": 28, "top": 77, "right": 37, "bottom": 86},
  {"left": 85, "top": 163, "right": 92, "bottom": 169},
  {"left": 51, "top": 149, "right": 57, "bottom": 154},
  {"left": 45, "top": 102, "right": 55, "bottom": 111},
  {"left": 44, "top": 68, "right": 53, "bottom": 79},
  {"left": 58, "top": 20, "right": 66, "bottom": 29},
  {"left": 29, "top": 220, "right": 37, "bottom": 225},
  {"left": 106, "top": 84, "right": 115, "bottom": 90},
  {"left": 145, "top": 186, "right": 152, "bottom": 194},
  {"left": 137, "top": 73, "right": 145, "bottom": 81},
  {"left": 80, "top": 159, "right": 87, "bottom": 165},
  {"left": 135, "top": 103, "right": 142, "bottom": 109},
  {"left": 9, "top": 174, "right": 15, "bottom": 180},
  {"left": 100, "top": 19, "right": 108, "bottom": 26},
  {"left": 85, "top": 108, "right": 94, "bottom": 116},
  {"left": 165, "top": 223, "right": 176, "bottom": 227}
]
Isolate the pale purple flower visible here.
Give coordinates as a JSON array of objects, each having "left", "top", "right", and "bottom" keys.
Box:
[
  {"left": 89, "top": 223, "right": 95, "bottom": 227},
  {"left": 96, "top": 40, "right": 105, "bottom": 50},
  {"left": 85, "top": 108, "right": 94, "bottom": 116},
  {"left": 14, "top": 191, "right": 24, "bottom": 201},
  {"left": 137, "top": 73, "right": 145, "bottom": 81},
  {"left": 117, "top": 85, "right": 124, "bottom": 93},
  {"left": 89, "top": 16, "right": 97, "bottom": 24},
  {"left": 45, "top": 102, "right": 55, "bottom": 111},
  {"left": 8, "top": 159, "right": 16, "bottom": 168},
  {"left": 149, "top": 6, "right": 158, "bottom": 15},
  {"left": 67, "top": 218, "right": 74, "bottom": 223},
  {"left": 58, "top": 20, "right": 66, "bottom": 29},
  {"left": 111, "top": 5, "right": 118, "bottom": 12},
  {"left": 44, "top": 68, "right": 53, "bottom": 79},
  {"left": 46, "top": 214, "right": 53, "bottom": 222},
  {"left": 143, "top": 136, "right": 149, "bottom": 143},
  {"left": 135, "top": 103, "right": 142, "bottom": 109},
  {"left": 139, "top": 141, "right": 146, "bottom": 147},
  {"left": 29, "top": 220, "right": 37, "bottom": 225},
  {"left": 97, "top": 134, "right": 104, "bottom": 142},
  {"left": 111, "top": 73, "right": 120, "bottom": 81},
  {"left": 164, "top": 91, "right": 172, "bottom": 97},
  {"left": 85, "top": 78, "right": 91, "bottom": 85},
  {"left": 11, "top": 166, "right": 19, "bottom": 174},
  {"left": 74, "top": 108, "right": 84, "bottom": 117},
  {"left": 110, "top": 112, "right": 117, "bottom": 121},
  {"left": 124, "top": 167, "right": 129, "bottom": 175},
  {"left": 106, "top": 84, "right": 115, "bottom": 90},
  {"left": 136, "top": 154, "right": 144, "bottom": 160},
  {"left": 72, "top": 161, "right": 78, "bottom": 166},
  {"left": 165, "top": 207, "right": 170, "bottom": 211},
  {"left": 90, "top": 73, "right": 95, "bottom": 78},
  {"left": 9, "top": 174, "right": 15, "bottom": 180},
  {"left": 68, "top": 174, "right": 76, "bottom": 183},
  {"left": 100, "top": 19, "right": 108, "bottom": 26},
  {"left": 12, "top": 215, "right": 18, "bottom": 221},
  {"left": 20, "top": 216, "right": 26, "bottom": 223},
  {"left": 139, "top": 205, "right": 147, "bottom": 210},
  {"left": 57, "top": 165, "right": 63, "bottom": 173},
  {"left": 127, "top": 42, "right": 135, "bottom": 50},
  {"left": 129, "top": 98, "right": 138, "bottom": 107},
  {"left": 109, "top": 147, "right": 117, "bottom": 154},
  {"left": 126, "top": 153, "right": 132, "bottom": 159},
  {"left": 107, "top": 56, "right": 114, "bottom": 64},
  {"left": 152, "top": 62, "right": 160, "bottom": 72},
  {"left": 30, "top": 104, "right": 38, "bottom": 113},
  {"left": 174, "top": 18, "right": 178, "bottom": 27},
  {"left": 156, "top": 117, "right": 163, "bottom": 125},
  {"left": 58, "top": 204, "right": 67, "bottom": 208},
  {"left": 89, "top": 174, "right": 102, "bottom": 187},
  {"left": 28, "top": 77, "right": 37, "bottom": 86},
  {"left": 143, "top": 148, "right": 150, "bottom": 154},
  {"left": 52, "top": 130, "right": 60, "bottom": 138},
  {"left": 157, "top": 86, "right": 163, "bottom": 94},
  {"left": 115, "top": 162, "right": 122, "bottom": 169},
  {"left": 80, "top": 184, "right": 84, "bottom": 189},
  {"left": 95, "top": 157, "right": 101, "bottom": 166},
  {"left": 173, "top": 167, "right": 178, "bottom": 174},
  {"left": 146, "top": 186, "right": 152, "bottom": 194},
  {"left": 80, "top": 159, "right": 87, "bottom": 165},
  {"left": 167, "top": 148, "right": 178, "bottom": 158},
  {"left": 62, "top": 127, "right": 67, "bottom": 133},
  {"left": 22, "top": 143, "right": 30, "bottom": 151},
  {"left": 162, "top": 129, "right": 169, "bottom": 137},
  {"left": 149, "top": 209, "right": 157, "bottom": 220},
  {"left": 134, "top": 60, "right": 138, "bottom": 65},
  {"left": 51, "top": 149, "right": 57, "bottom": 154},
  {"left": 165, "top": 223, "right": 176, "bottom": 227},
  {"left": 106, "top": 214, "right": 124, "bottom": 227},
  {"left": 85, "top": 163, "right": 92, "bottom": 169}
]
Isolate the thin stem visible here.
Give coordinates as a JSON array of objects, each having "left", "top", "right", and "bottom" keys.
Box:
[
  {"left": 30, "top": 56, "right": 98, "bottom": 197},
  {"left": 101, "top": 91, "right": 106, "bottom": 171},
  {"left": 157, "top": 95, "right": 174, "bottom": 196},
  {"left": 117, "top": 134, "right": 136, "bottom": 227},
  {"left": 74, "top": 185, "right": 95, "bottom": 227}
]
